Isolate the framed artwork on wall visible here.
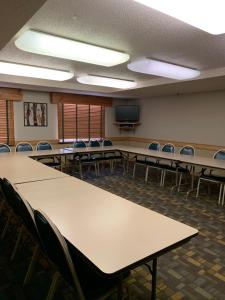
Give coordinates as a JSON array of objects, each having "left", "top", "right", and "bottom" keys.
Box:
[{"left": 24, "top": 102, "right": 48, "bottom": 127}]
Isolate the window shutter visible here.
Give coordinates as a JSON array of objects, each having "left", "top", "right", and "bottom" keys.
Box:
[
  {"left": 0, "top": 100, "right": 14, "bottom": 145},
  {"left": 90, "top": 105, "right": 103, "bottom": 140},
  {"left": 77, "top": 104, "right": 89, "bottom": 140},
  {"left": 57, "top": 103, "right": 105, "bottom": 142}
]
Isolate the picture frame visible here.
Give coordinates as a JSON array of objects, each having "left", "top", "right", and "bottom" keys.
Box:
[{"left": 24, "top": 102, "right": 48, "bottom": 127}]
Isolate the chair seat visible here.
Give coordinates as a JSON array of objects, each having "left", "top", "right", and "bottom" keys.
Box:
[
  {"left": 200, "top": 174, "right": 225, "bottom": 182},
  {"left": 136, "top": 159, "right": 146, "bottom": 165},
  {"left": 103, "top": 155, "right": 122, "bottom": 160},
  {"left": 44, "top": 162, "right": 61, "bottom": 167},
  {"left": 160, "top": 165, "right": 189, "bottom": 172}
]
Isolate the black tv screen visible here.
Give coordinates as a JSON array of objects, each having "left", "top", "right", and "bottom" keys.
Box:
[{"left": 115, "top": 105, "right": 139, "bottom": 122}]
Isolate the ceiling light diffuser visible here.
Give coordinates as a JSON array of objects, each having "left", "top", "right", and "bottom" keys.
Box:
[
  {"left": 127, "top": 58, "right": 200, "bottom": 80},
  {"left": 134, "top": 0, "right": 225, "bottom": 34},
  {"left": 77, "top": 75, "right": 137, "bottom": 89},
  {"left": 0, "top": 61, "right": 73, "bottom": 81},
  {"left": 15, "top": 30, "right": 130, "bottom": 67}
]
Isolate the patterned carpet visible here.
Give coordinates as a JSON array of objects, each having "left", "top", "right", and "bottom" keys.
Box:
[
  {"left": 85, "top": 165, "right": 225, "bottom": 300},
  {"left": 0, "top": 164, "right": 225, "bottom": 299}
]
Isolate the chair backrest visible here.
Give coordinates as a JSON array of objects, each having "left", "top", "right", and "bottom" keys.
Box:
[
  {"left": 34, "top": 210, "right": 85, "bottom": 299},
  {"left": 148, "top": 141, "right": 160, "bottom": 151},
  {"left": 1, "top": 178, "right": 38, "bottom": 239},
  {"left": 180, "top": 145, "right": 195, "bottom": 156},
  {"left": 161, "top": 143, "right": 175, "bottom": 153},
  {"left": 1, "top": 178, "right": 20, "bottom": 214},
  {"left": 89, "top": 140, "right": 100, "bottom": 147},
  {"left": 102, "top": 140, "right": 113, "bottom": 146},
  {"left": 16, "top": 142, "right": 33, "bottom": 152},
  {"left": 36, "top": 141, "right": 53, "bottom": 151},
  {"left": 0, "top": 143, "right": 11, "bottom": 153},
  {"left": 213, "top": 149, "right": 225, "bottom": 160},
  {"left": 73, "top": 141, "right": 86, "bottom": 148}
]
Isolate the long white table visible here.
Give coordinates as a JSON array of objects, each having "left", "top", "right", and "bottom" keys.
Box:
[
  {"left": 0, "top": 145, "right": 202, "bottom": 299},
  {"left": 116, "top": 145, "right": 225, "bottom": 171},
  {"left": 16, "top": 176, "right": 198, "bottom": 299},
  {"left": 0, "top": 154, "right": 68, "bottom": 184}
]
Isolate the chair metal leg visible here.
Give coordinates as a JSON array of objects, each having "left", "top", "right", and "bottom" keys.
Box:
[
  {"left": 133, "top": 163, "right": 136, "bottom": 178},
  {"left": 79, "top": 163, "right": 83, "bottom": 179},
  {"left": 219, "top": 184, "right": 223, "bottom": 205},
  {"left": 177, "top": 173, "right": 183, "bottom": 192},
  {"left": 145, "top": 166, "right": 149, "bottom": 182},
  {"left": 95, "top": 163, "right": 99, "bottom": 177},
  {"left": 196, "top": 178, "right": 201, "bottom": 198},
  {"left": 46, "top": 271, "right": 60, "bottom": 300},
  {"left": 221, "top": 185, "right": 225, "bottom": 206},
  {"left": 160, "top": 170, "right": 165, "bottom": 187},
  {"left": 23, "top": 245, "right": 40, "bottom": 286},
  {"left": 10, "top": 225, "right": 24, "bottom": 261}
]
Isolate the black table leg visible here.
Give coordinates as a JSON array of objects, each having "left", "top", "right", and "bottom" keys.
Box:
[{"left": 151, "top": 258, "right": 157, "bottom": 300}]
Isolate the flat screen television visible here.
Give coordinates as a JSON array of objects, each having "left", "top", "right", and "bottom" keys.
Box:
[{"left": 115, "top": 105, "right": 139, "bottom": 122}]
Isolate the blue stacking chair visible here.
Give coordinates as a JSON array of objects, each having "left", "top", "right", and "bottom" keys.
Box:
[
  {"left": 156, "top": 143, "right": 176, "bottom": 186},
  {"left": 69, "top": 141, "right": 98, "bottom": 178},
  {"left": 162, "top": 145, "right": 195, "bottom": 191},
  {"left": 15, "top": 142, "right": 33, "bottom": 152},
  {"left": 88, "top": 140, "right": 104, "bottom": 175},
  {"left": 34, "top": 209, "right": 125, "bottom": 300},
  {"left": 0, "top": 143, "right": 11, "bottom": 153},
  {"left": 196, "top": 149, "right": 225, "bottom": 205},
  {"left": 133, "top": 141, "right": 161, "bottom": 182},
  {"left": 102, "top": 139, "right": 123, "bottom": 173},
  {"left": 36, "top": 141, "right": 61, "bottom": 170}
]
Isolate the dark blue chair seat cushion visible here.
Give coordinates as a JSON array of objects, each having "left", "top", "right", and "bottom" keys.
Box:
[
  {"left": 44, "top": 161, "right": 61, "bottom": 167},
  {"left": 200, "top": 174, "right": 225, "bottom": 182}
]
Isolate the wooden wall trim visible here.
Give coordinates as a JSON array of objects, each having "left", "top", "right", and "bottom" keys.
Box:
[
  {"left": 0, "top": 88, "right": 22, "bottom": 101},
  {"left": 51, "top": 92, "right": 112, "bottom": 106},
  {"left": 15, "top": 136, "right": 224, "bottom": 152},
  {"left": 106, "top": 136, "right": 225, "bottom": 152}
]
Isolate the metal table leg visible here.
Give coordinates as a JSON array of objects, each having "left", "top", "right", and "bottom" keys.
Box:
[{"left": 145, "top": 258, "right": 158, "bottom": 300}]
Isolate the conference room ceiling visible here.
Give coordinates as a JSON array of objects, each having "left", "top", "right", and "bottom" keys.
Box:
[
  {"left": 1, "top": 0, "right": 225, "bottom": 98},
  {"left": 0, "top": 0, "right": 47, "bottom": 50}
]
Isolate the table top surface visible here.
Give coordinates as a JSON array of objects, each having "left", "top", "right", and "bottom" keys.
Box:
[
  {"left": 1, "top": 144, "right": 225, "bottom": 184},
  {"left": 116, "top": 145, "right": 225, "bottom": 170},
  {"left": 16, "top": 176, "right": 198, "bottom": 275},
  {"left": 0, "top": 155, "right": 68, "bottom": 184}
]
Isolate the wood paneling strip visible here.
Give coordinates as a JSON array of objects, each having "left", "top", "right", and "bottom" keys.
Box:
[
  {"left": 51, "top": 92, "right": 112, "bottom": 106},
  {"left": 106, "top": 136, "right": 225, "bottom": 151},
  {"left": 0, "top": 88, "right": 22, "bottom": 101}
]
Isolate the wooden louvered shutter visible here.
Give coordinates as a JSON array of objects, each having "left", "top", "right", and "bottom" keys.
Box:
[
  {"left": 90, "top": 105, "right": 105, "bottom": 140},
  {"left": 77, "top": 104, "right": 89, "bottom": 140},
  {"left": 58, "top": 103, "right": 105, "bottom": 142},
  {"left": 64, "top": 104, "right": 76, "bottom": 140},
  {"left": 0, "top": 100, "right": 14, "bottom": 145},
  {"left": 57, "top": 103, "right": 63, "bottom": 141}
]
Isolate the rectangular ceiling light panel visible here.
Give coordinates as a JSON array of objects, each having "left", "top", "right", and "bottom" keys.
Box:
[
  {"left": 0, "top": 61, "right": 74, "bottom": 81},
  {"left": 127, "top": 58, "right": 200, "bottom": 80},
  {"left": 77, "top": 75, "right": 137, "bottom": 89},
  {"left": 134, "top": 0, "right": 225, "bottom": 34},
  {"left": 15, "top": 30, "right": 130, "bottom": 67}
]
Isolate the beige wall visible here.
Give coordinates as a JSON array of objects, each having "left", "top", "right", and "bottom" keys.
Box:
[
  {"left": 134, "top": 90, "right": 225, "bottom": 146},
  {"left": 14, "top": 90, "right": 58, "bottom": 142},
  {"left": 14, "top": 90, "right": 114, "bottom": 143}
]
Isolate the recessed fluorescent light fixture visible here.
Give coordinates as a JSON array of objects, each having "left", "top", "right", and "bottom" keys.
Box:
[
  {"left": 15, "top": 30, "right": 130, "bottom": 67},
  {"left": 134, "top": 0, "right": 225, "bottom": 34},
  {"left": 127, "top": 58, "right": 200, "bottom": 80},
  {"left": 0, "top": 61, "right": 74, "bottom": 81},
  {"left": 77, "top": 75, "right": 137, "bottom": 89}
]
